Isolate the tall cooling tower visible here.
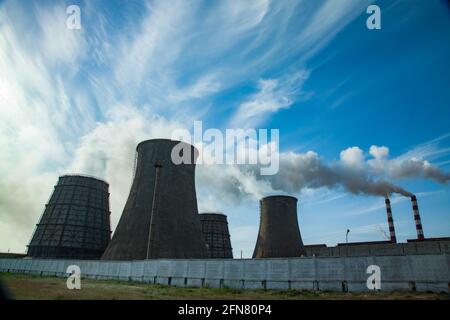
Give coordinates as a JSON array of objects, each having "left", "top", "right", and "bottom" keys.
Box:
[
  {"left": 199, "top": 213, "right": 233, "bottom": 258},
  {"left": 27, "top": 175, "right": 111, "bottom": 259},
  {"left": 102, "top": 139, "right": 207, "bottom": 260},
  {"left": 253, "top": 195, "right": 306, "bottom": 258}
]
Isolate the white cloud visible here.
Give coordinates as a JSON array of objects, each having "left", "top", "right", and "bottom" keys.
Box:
[
  {"left": 35, "top": 3, "right": 86, "bottom": 65},
  {"left": 369, "top": 145, "right": 389, "bottom": 159},
  {"left": 340, "top": 146, "right": 364, "bottom": 168},
  {"left": 168, "top": 74, "right": 221, "bottom": 103},
  {"left": 230, "top": 71, "right": 309, "bottom": 128}
]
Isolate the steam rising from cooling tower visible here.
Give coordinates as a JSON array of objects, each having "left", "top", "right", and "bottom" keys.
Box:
[
  {"left": 102, "top": 139, "right": 207, "bottom": 260},
  {"left": 253, "top": 195, "right": 306, "bottom": 258}
]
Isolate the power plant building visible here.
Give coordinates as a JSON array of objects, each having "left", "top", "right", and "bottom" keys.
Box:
[
  {"left": 27, "top": 175, "right": 111, "bottom": 259},
  {"left": 199, "top": 213, "right": 233, "bottom": 258},
  {"left": 102, "top": 139, "right": 208, "bottom": 260},
  {"left": 253, "top": 195, "right": 306, "bottom": 258}
]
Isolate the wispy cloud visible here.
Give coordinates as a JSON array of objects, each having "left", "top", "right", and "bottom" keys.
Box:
[
  {"left": 229, "top": 71, "right": 309, "bottom": 128},
  {"left": 397, "top": 133, "right": 450, "bottom": 162}
]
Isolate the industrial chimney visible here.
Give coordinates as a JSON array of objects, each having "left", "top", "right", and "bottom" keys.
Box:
[
  {"left": 101, "top": 139, "right": 208, "bottom": 260},
  {"left": 384, "top": 197, "right": 397, "bottom": 243},
  {"left": 411, "top": 195, "right": 425, "bottom": 241},
  {"left": 253, "top": 195, "right": 306, "bottom": 258},
  {"left": 27, "top": 175, "right": 111, "bottom": 259},
  {"left": 199, "top": 213, "right": 233, "bottom": 258}
]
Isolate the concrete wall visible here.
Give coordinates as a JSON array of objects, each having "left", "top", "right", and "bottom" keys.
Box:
[{"left": 1, "top": 254, "right": 449, "bottom": 293}]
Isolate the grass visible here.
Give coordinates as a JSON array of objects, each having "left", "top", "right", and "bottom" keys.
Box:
[{"left": 1, "top": 272, "right": 448, "bottom": 300}]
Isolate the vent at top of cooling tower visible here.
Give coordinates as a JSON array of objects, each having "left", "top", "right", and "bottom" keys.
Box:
[
  {"left": 252, "top": 195, "right": 306, "bottom": 258},
  {"left": 102, "top": 139, "right": 208, "bottom": 260},
  {"left": 27, "top": 175, "right": 111, "bottom": 259},
  {"left": 199, "top": 213, "right": 233, "bottom": 259}
]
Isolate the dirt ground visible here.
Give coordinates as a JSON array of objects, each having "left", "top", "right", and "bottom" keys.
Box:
[{"left": 1, "top": 273, "right": 448, "bottom": 300}]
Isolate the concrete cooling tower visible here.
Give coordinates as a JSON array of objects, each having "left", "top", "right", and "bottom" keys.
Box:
[
  {"left": 253, "top": 195, "right": 306, "bottom": 258},
  {"left": 102, "top": 139, "right": 207, "bottom": 260},
  {"left": 199, "top": 213, "right": 233, "bottom": 258},
  {"left": 27, "top": 175, "right": 111, "bottom": 259}
]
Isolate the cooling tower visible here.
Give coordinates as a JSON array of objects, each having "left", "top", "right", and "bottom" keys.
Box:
[
  {"left": 102, "top": 139, "right": 207, "bottom": 260},
  {"left": 253, "top": 195, "right": 306, "bottom": 258},
  {"left": 199, "top": 213, "right": 233, "bottom": 258},
  {"left": 27, "top": 175, "right": 111, "bottom": 259}
]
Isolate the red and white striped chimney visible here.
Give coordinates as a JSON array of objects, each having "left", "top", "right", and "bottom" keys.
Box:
[
  {"left": 384, "top": 197, "right": 397, "bottom": 243},
  {"left": 411, "top": 195, "right": 425, "bottom": 241}
]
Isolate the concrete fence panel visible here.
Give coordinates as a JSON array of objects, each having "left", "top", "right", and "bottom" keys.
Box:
[
  {"left": 143, "top": 260, "right": 157, "bottom": 283},
  {"left": 187, "top": 260, "right": 206, "bottom": 287},
  {"left": 315, "top": 257, "right": 345, "bottom": 291},
  {"left": 96, "top": 261, "right": 109, "bottom": 279},
  {"left": 204, "top": 260, "right": 224, "bottom": 288},
  {"left": 156, "top": 260, "right": 171, "bottom": 285},
  {"left": 289, "top": 257, "right": 316, "bottom": 290},
  {"left": 266, "top": 259, "right": 289, "bottom": 290},
  {"left": 130, "top": 261, "right": 145, "bottom": 281},
  {"left": 109, "top": 262, "right": 121, "bottom": 280},
  {"left": 373, "top": 256, "right": 412, "bottom": 291},
  {"left": 0, "top": 259, "right": 11, "bottom": 272},
  {"left": 223, "top": 260, "right": 244, "bottom": 289},
  {"left": 118, "top": 262, "right": 132, "bottom": 281},
  {"left": 408, "top": 255, "right": 449, "bottom": 292},
  {"left": 170, "top": 260, "right": 188, "bottom": 287},
  {"left": 243, "top": 260, "right": 266, "bottom": 289}
]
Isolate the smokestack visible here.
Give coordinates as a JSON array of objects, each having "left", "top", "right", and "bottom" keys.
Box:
[
  {"left": 411, "top": 195, "right": 425, "bottom": 241},
  {"left": 253, "top": 195, "right": 306, "bottom": 258},
  {"left": 384, "top": 197, "right": 397, "bottom": 243}
]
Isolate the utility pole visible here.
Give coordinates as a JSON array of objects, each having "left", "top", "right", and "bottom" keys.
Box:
[{"left": 146, "top": 161, "right": 163, "bottom": 260}]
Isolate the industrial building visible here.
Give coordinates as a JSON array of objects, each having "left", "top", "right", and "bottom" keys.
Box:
[
  {"left": 304, "top": 237, "right": 450, "bottom": 257},
  {"left": 27, "top": 175, "right": 111, "bottom": 259},
  {"left": 253, "top": 195, "right": 306, "bottom": 258},
  {"left": 305, "top": 195, "right": 449, "bottom": 257},
  {"left": 199, "top": 213, "right": 233, "bottom": 258},
  {"left": 102, "top": 139, "right": 208, "bottom": 260}
]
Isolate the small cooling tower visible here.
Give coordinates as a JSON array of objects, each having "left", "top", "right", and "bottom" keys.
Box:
[
  {"left": 253, "top": 195, "right": 306, "bottom": 258},
  {"left": 199, "top": 213, "right": 233, "bottom": 258},
  {"left": 102, "top": 139, "right": 207, "bottom": 260},
  {"left": 27, "top": 175, "right": 111, "bottom": 259}
]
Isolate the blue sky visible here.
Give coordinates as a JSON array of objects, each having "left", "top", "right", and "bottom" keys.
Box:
[{"left": 0, "top": 0, "right": 449, "bottom": 256}]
